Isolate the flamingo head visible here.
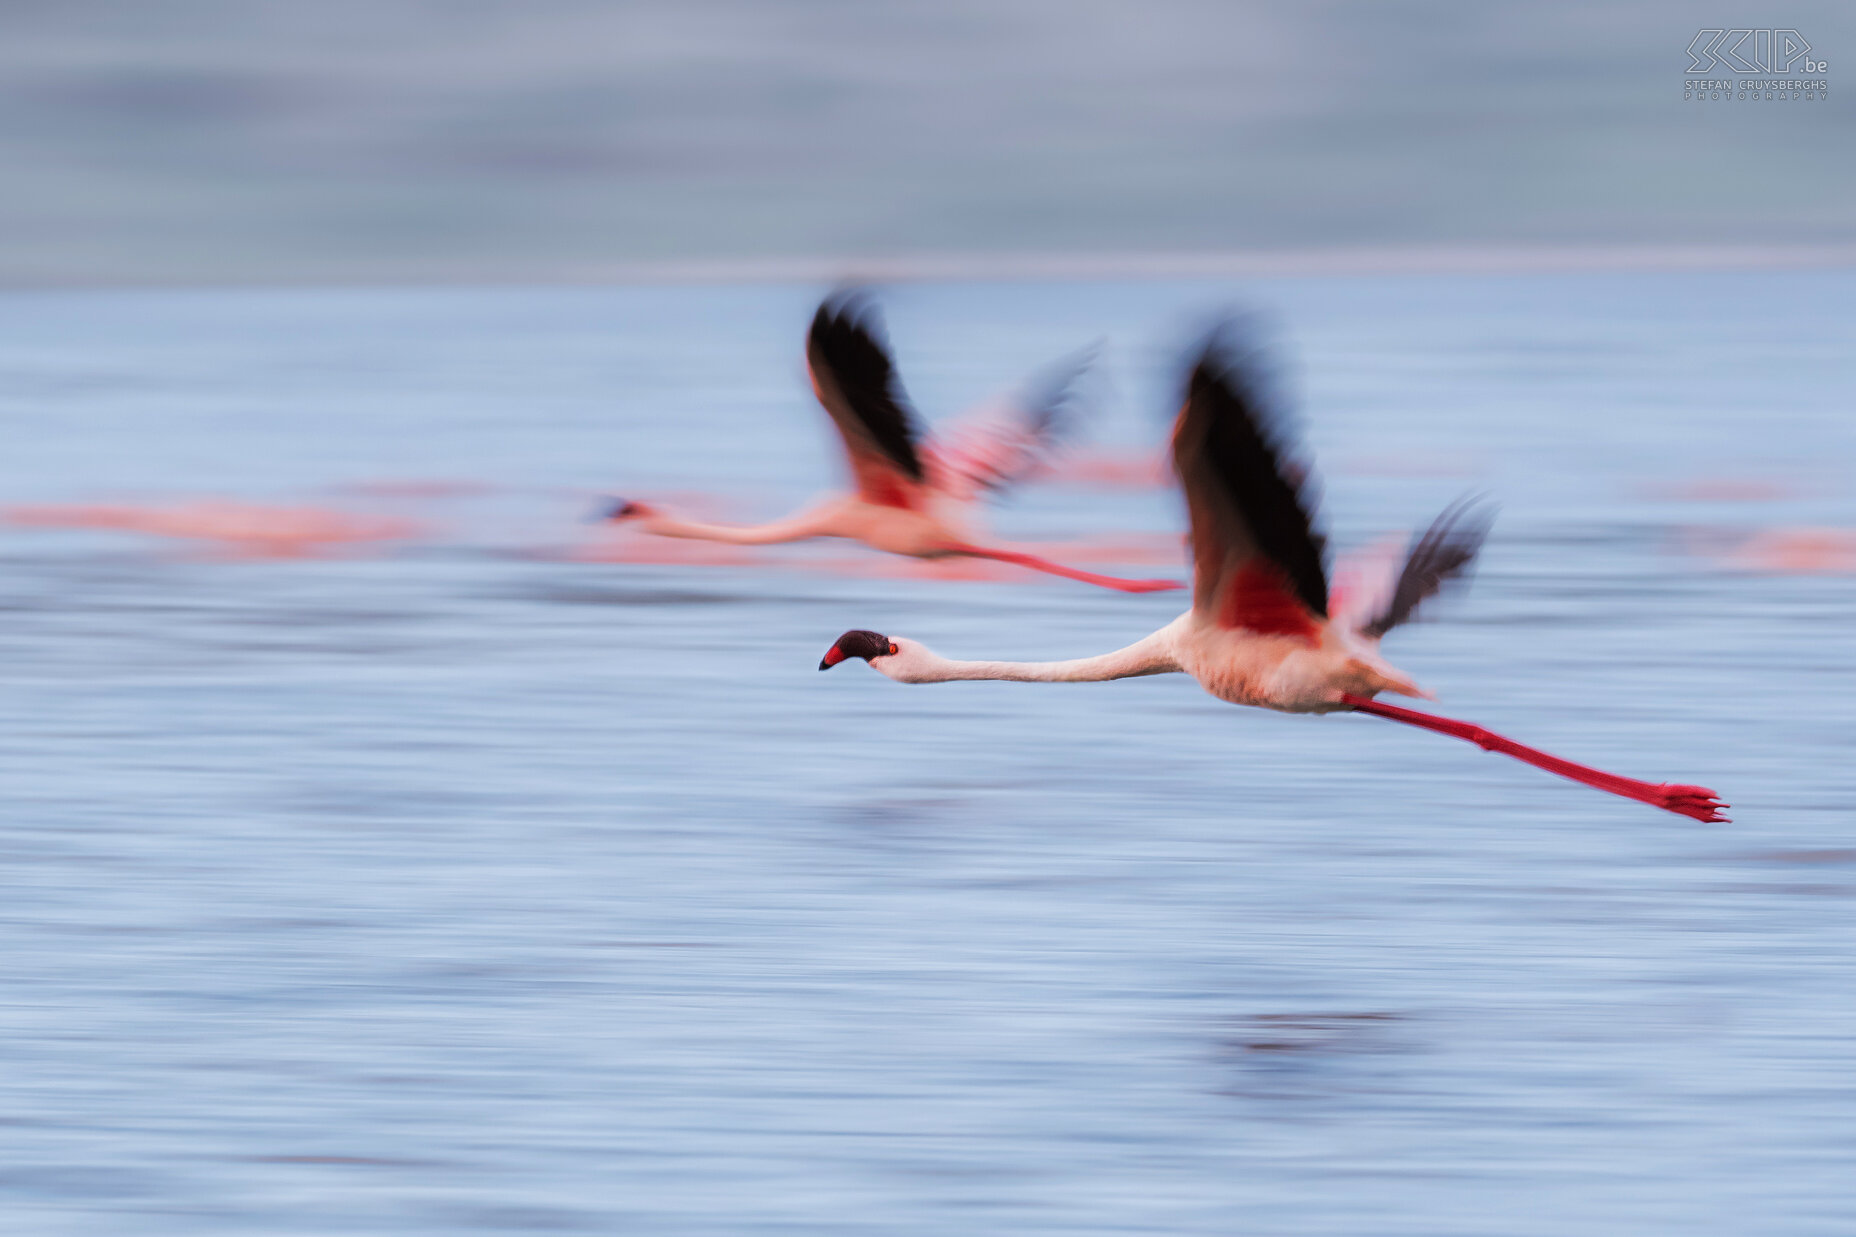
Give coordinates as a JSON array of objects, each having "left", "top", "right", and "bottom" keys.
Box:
[
  {"left": 597, "top": 497, "right": 656, "bottom": 522},
  {"left": 818, "top": 629, "right": 898, "bottom": 671}
]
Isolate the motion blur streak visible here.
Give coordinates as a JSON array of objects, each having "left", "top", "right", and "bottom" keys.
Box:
[
  {"left": 1722, "top": 527, "right": 1856, "bottom": 574},
  {"left": 5, "top": 501, "right": 424, "bottom": 558},
  {"left": 0, "top": 271, "right": 1852, "bottom": 1234}
]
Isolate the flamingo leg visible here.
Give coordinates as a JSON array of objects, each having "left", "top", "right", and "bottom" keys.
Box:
[
  {"left": 1340, "top": 694, "right": 1728, "bottom": 822},
  {"left": 943, "top": 543, "right": 1183, "bottom": 593}
]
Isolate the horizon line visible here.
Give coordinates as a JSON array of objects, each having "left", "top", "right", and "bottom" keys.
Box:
[{"left": 4, "top": 242, "right": 1854, "bottom": 291}]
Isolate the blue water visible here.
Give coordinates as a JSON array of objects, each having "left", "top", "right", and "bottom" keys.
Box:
[{"left": 1, "top": 272, "right": 1852, "bottom": 1235}]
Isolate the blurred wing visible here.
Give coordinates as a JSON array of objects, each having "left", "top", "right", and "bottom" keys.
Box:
[
  {"left": 806, "top": 293, "right": 930, "bottom": 509},
  {"left": 925, "top": 342, "right": 1099, "bottom": 503},
  {"left": 1173, "top": 330, "right": 1328, "bottom": 639},
  {"left": 1329, "top": 535, "right": 1406, "bottom": 636},
  {"left": 1356, "top": 496, "right": 1494, "bottom": 639}
]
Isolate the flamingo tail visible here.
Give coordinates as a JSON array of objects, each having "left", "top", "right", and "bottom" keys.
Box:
[
  {"left": 1340, "top": 693, "right": 1728, "bottom": 823},
  {"left": 944, "top": 543, "right": 1183, "bottom": 594}
]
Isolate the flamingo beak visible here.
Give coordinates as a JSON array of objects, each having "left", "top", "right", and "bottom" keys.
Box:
[
  {"left": 594, "top": 498, "right": 642, "bottom": 522},
  {"left": 819, "top": 629, "right": 891, "bottom": 670}
]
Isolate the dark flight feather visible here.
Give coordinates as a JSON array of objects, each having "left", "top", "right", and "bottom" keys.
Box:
[
  {"left": 1177, "top": 328, "right": 1329, "bottom": 619},
  {"left": 1016, "top": 340, "right": 1098, "bottom": 453},
  {"left": 959, "top": 340, "right": 1100, "bottom": 498},
  {"left": 806, "top": 293, "right": 926, "bottom": 482},
  {"left": 1360, "top": 496, "right": 1494, "bottom": 639}
]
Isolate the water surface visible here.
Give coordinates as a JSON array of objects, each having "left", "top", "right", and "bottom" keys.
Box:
[{"left": 0, "top": 272, "right": 1852, "bottom": 1234}]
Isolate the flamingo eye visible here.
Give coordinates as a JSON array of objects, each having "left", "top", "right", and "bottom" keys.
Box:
[{"left": 886, "top": 643, "right": 899, "bottom": 656}]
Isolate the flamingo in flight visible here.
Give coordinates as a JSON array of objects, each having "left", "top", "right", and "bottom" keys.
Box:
[
  {"left": 820, "top": 327, "right": 1727, "bottom": 822},
  {"left": 602, "top": 294, "right": 1181, "bottom": 593}
]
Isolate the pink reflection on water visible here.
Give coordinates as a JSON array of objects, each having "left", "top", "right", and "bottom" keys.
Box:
[
  {"left": 4, "top": 501, "right": 426, "bottom": 559},
  {"left": 1725, "top": 527, "right": 1856, "bottom": 573},
  {"left": 1671, "top": 524, "right": 1856, "bottom": 574}
]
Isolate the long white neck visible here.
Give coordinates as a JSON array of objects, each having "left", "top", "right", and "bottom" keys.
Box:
[
  {"left": 899, "top": 626, "right": 1181, "bottom": 684},
  {"left": 639, "top": 502, "right": 843, "bottom": 546}
]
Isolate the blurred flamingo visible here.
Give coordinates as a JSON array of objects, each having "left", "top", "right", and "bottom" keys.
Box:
[
  {"left": 602, "top": 293, "right": 1181, "bottom": 593},
  {"left": 820, "top": 325, "right": 1727, "bottom": 822},
  {"left": 3, "top": 500, "right": 422, "bottom": 559}
]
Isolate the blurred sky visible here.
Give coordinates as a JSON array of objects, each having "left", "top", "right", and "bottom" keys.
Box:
[{"left": 2, "top": 0, "right": 1851, "bottom": 284}]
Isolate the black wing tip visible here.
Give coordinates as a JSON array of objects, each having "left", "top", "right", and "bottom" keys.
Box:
[
  {"left": 811, "top": 287, "right": 884, "bottom": 347},
  {"left": 1361, "top": 493, "right": 1498, "bottom": 639},
  {"left": 1187, "top": 312, "right": 1280, "bottom": 386},
  {"left": 805, "top": 288, "right": 925, "bottom": 483},
  {"left": 1022, "top": 339, "right": 1106, "bottom": 442},
  {"left": 1179, "top": 314, "right": 1329, "bottom": 618},
  {"left": 1185, "top": 316, "right": 1304, "bottom": 451},
  {"left": 1415, "top": 492, "right": 1498, "bottom": 564}
]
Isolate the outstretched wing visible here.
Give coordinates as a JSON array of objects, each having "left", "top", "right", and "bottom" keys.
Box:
[
  {"left": 1173, "top": 328, "right": 1328, "bottom": 639},
  {"left": 927, "top": 342, "right": 1100, "bottom": 502},
  {"left": 1355, "top": 496, "right": 1494, "bottom": 639},
  {"left": 806, "top": 293, "right": 930, "bottom": 509}
]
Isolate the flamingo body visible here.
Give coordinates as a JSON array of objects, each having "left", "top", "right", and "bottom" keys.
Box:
[
  {"left": 821, "top": 322, "right": 1727, "bottom": 822},
  {"left": 607, "top": 294, "right": 1181, "bottom": 594},
  {"left": 1174, "top": 617, "right": 1422, "bottom": 712}
]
